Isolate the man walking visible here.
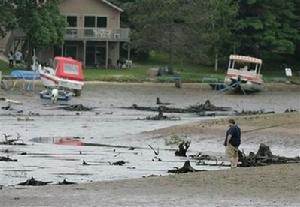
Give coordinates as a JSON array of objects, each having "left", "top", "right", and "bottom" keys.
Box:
[{"left": 224, "top": 119, "right": 241, "bottom": 168}]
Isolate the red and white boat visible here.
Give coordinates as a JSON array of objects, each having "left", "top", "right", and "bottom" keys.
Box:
[
  {"left": 37, "top": 57, "right": 84, "bottom": 96},
  {"left": 224, "top": 55, "right": 263, "bottom": 93}
]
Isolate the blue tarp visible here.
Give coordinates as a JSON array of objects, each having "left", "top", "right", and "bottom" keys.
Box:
[{"left": 10, "top": 70, "right": 40, "bottom": 80}]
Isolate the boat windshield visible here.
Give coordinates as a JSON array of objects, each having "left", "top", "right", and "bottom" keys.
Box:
[{"left": 229, "top": 60, "right": 261, "bottom": 74}]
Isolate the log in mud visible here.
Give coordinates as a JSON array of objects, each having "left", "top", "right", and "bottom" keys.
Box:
[{"left": 121, "top": 100, "right": 232, "bottom": 114}]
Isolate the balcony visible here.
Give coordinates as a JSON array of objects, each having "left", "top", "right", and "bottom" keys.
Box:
[{"left": 65, "top": 27, "right": 130, "bottom": 42}]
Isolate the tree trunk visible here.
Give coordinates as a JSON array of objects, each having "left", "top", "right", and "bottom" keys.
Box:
[{"left": 214, "top": 51, "right": 218, "bottom": 72}]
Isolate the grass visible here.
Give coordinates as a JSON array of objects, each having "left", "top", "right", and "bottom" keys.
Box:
[{"left": 0, "top": 51, "right": 296, "bottom": 83}]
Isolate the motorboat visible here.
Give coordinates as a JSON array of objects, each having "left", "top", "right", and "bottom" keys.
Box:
[
  {"left": 224, "top": 55, "right": 263, "bottom": 93},
  {"left": 36, "top": 57, "right": 84, "bottom": 96}
]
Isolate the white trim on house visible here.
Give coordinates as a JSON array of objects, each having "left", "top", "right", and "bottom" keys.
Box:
[{"left": 101, "top": 0, "right": 123, "bottom": 12}]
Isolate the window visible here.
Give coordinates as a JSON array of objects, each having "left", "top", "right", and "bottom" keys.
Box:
[
  {"left": 67, "top": 16, "right": 77, "bottom": 27},
  {"left": 84, "top": 16, "right": 95, "bottom": 27},
  {"left": 64, "top": 64, "right": 79, "bottom": 75},
  {"left": 97, "top": 17, "right": 107, "bottom": 28}
]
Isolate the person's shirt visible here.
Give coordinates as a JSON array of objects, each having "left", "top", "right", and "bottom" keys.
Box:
[
  {"left": 8, "top": 53, "right": 13, "bottom": 60},
  {"left": 225, "top": 125, "right": 241, "bottom": 147},
  {"left": 15, "top": 52, "right": 22, "bottom": 61}
]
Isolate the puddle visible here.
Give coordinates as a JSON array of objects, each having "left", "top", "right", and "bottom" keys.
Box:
[{"left": 30, "top": 137, "right": 84, "bottom": 146}]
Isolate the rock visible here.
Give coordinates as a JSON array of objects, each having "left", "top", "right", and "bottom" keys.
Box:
[{"left": 18, "top": 177, "right": 51, "bottom": 186}]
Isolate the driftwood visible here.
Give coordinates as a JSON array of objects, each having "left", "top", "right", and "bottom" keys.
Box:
[
  {"left": 61, "top": 104, "right": 94, "bottom": 111},
  {"left": 18, "top": 177, "right": 51, "bottom": 186},
  {"left": 122, "top": 100, "right": 231, "bottom": 114},
  {"left": 234, "top": 109, "right": 275, "bottom": 116},
  {"left": 175, "top": 141, "right": 191, "bottom": 157},
  {"left": 0, "top": 156, "right": 17, "bottom": 162},
  {"left": 109, "top": 160, "right": 128, "bottom": 166},
  {"left": 57, "top": 179, "right": 77, "bottom": 185},
  {"left": 239, "top": 143, "right": 300, "bottom": 167},
  {"left": 168, "top": 161, "right": 205, "bottom": 173}
]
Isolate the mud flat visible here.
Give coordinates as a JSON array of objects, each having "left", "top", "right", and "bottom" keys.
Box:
[{"left": 0, "top": 83, "right": 299, "bottom": 206}]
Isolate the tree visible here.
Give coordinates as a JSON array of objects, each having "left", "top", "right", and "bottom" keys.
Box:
[
  {"left": 128, "top": 0, "right": 190, "bottom": 69},
  {"left": 15, "top": 0, "right": 66, "bottom": 49},
  {"left": 236, "top": 0, "right": 299, "bottom": 59},
  {"left": 0, "top": 3, "right": 16, "bottom": 38}
]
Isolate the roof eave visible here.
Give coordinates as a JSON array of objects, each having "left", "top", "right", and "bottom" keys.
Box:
[{"left": 101, "top": 0, "right": 123, "bottom": 12}]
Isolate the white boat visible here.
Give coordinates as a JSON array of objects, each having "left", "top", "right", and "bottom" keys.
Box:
[
  {"left": 36, "top": 56, "right": 84, "bottom": 96},
  {"left": 224, "top": 55, "right": 263, "bottom": 93}
]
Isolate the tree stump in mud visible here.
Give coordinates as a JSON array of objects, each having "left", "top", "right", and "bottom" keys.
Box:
[
  {"left": 175, "top": 141, "right": 191, "bottom": 157},
  {"left": 168, "top": 161, "right": 199, "bottom": 173},
  {"left": 256, "top": 143, "right": 272, "bottom": 158}
]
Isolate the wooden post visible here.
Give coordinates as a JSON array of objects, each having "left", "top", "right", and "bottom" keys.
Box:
[
  {"left": 105, "top": 41, "right": 109, "bottom": 69},
  {"left": 127, "top": 42, "right": 131, "bottom": 60},
  {"left": 83, "top": 40, "right": 86, "bottom": 68},
  {"left": 61, "top": 43, "right": 64, "bottom": 56}
]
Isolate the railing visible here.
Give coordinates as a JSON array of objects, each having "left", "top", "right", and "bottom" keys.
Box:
[{"left": 65, "top": 27, "right": 130, "bottom": 41}]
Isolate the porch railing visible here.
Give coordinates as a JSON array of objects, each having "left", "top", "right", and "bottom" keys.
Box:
[{"left": 65, "top": 27, "right": 130, "bottom": 41}]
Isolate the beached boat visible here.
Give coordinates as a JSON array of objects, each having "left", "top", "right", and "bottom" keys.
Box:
[
  {"left": 224, "top": 55, "right": 263, "bottom": 93},
  {"left": 36, "top": 57, "right": 84, "bottom": 96}
]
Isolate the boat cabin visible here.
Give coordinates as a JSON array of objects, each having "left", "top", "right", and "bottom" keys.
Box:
[
  {"left": 228, "top": 55, "right": 262, "bottom": 75},
  {"left": 54, "top": 57, "right": 84, "bottom": 81}
]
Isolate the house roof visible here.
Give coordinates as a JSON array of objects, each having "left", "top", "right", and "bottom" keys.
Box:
[{"left": 101, "top": 0, "right": 123, "bottom": 12}]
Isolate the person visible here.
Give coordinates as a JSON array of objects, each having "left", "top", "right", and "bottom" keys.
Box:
[
  {"left": 8, "top": 51, "right": 14, "bottom": 67},
  {"left": 224, "top": 119, "right": 241, "bottom": 168},
  {"left": 15, "top": 50, "right": 23, "bottom": 64}
]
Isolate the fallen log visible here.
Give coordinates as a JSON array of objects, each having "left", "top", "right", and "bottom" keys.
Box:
[
  {"left": 0, "top": 156, "right": 17, "bottom": 162},
  {"left": 57, "top": 179, "right": 77, "bottom": 185},
  {"left": 18, "top": 177, "right": 51, "bottom": 186},
  {"left": 121, "top": 100, "right": 232, "bottom": 114}
]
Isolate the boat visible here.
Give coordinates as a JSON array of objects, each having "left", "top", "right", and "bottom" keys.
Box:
[
  {"left": 224, "top": 55, "right": 263, "bottom": 93},
  {"left": 36, "top": 57, "right": 84, "bottom": 96},
  {"left": 40, "top": 89, "right": 73, "bottom": 101}
]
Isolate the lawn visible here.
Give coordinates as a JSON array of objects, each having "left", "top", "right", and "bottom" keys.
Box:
[{"left": 0, "top": 52, "right": 293, "bottom": 83}]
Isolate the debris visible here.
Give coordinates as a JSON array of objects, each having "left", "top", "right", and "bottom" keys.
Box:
[
  {"left": 20, "top": 152, "right": 27, "bottom": 155},
  {"left": 0, "top": 97, "right": 22, "bottom": 105},
  {"left": 156, "top": 97, "right": 172, "bottom": 105},
  {"left": 168, "top": 161, "right": 204, "bottom": 173},
  {"left": 61, "top": 104, "right": 94, "bottom": 111},
  {"left": 110, "top": 161, "right": 128, "bottom": 166},
  {"left": 239, "top": 143, "right": 300, "bottom": 167},
  {"left": 234, "top": 109, "right": 275, "bottom": 116},
  {"left": 128, "top": 146, "right": 135, "bottom": 150},
  {"left": 284, "top": 108, "right": 298, "bottom": 113},
  {"left": 0, "top": 156, "right": 17, "bottom": 162},
  {"left": 57, "top": 179, "right": 77, "bottom": 185},
  {"left": 18, "top": 177, "right": 51, "bottom": 186},
  {"left": 189, "top": 153, "right": 218, "bottom": 161},
  {"left": 82, "top": 160, "right": 89, "bottom": 165},
  {"left": 122, "top": 100, "right": 231, "bottom": 114},
  {"left": 175, "top": 141, "right": 191, "bottom": 157},
  {"left": 0, "top": 133, "right": 26, "bottom": 145}
]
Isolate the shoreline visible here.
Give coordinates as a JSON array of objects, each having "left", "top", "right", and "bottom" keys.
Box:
[{"left": 1, "top": 164, "right": 299, "bottom": 207}]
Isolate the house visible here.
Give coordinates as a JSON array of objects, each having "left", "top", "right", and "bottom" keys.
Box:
[{"left": 0, "top": 0, "right": 130, "bottom": 68}]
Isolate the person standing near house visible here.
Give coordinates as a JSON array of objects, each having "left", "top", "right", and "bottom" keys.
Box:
[
  {"left": 224, "top": 119, "right": 241, "bottom": 168},
  {"left": 15, "top": 50, "right": 23, "bottom": 64},
  {"left": 8, "top": 51, "right": 14, "bottom": 67}
]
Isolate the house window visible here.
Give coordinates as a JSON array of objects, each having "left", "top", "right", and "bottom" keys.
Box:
[
  {"left": 67, "top": 16, "right": 77, "bottom": 27},
  {"left": 97, "top": 17, "right": 107, "bottom": 28},
  {"left": 84, "top": 16, "right": 96, "bottom": 27}
]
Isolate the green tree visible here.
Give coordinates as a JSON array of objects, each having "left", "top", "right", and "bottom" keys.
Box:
[
  {"left": 0, "top": 3, "right": 16, "bottom": 38},
  {"left": 16, "top": 0, "right": 66, "bottom": 49},
  {"left": 236, "top": 0, "right": 299, "bottom": 59}
]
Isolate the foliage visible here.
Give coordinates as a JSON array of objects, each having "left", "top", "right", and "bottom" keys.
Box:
[
  {"left": 235, "top": 0, "right": 300, "bottom": 58},
  {"left": 0, "top": 3, "right": 16, "bottom": 38},
  {"left": 15, "top": 0, "right": 66, "bottom": 49}
]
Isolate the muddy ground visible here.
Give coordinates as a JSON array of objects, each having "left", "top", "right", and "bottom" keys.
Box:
[{"left": 0, "top": 82, "right": 299, "bottom": 206}]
